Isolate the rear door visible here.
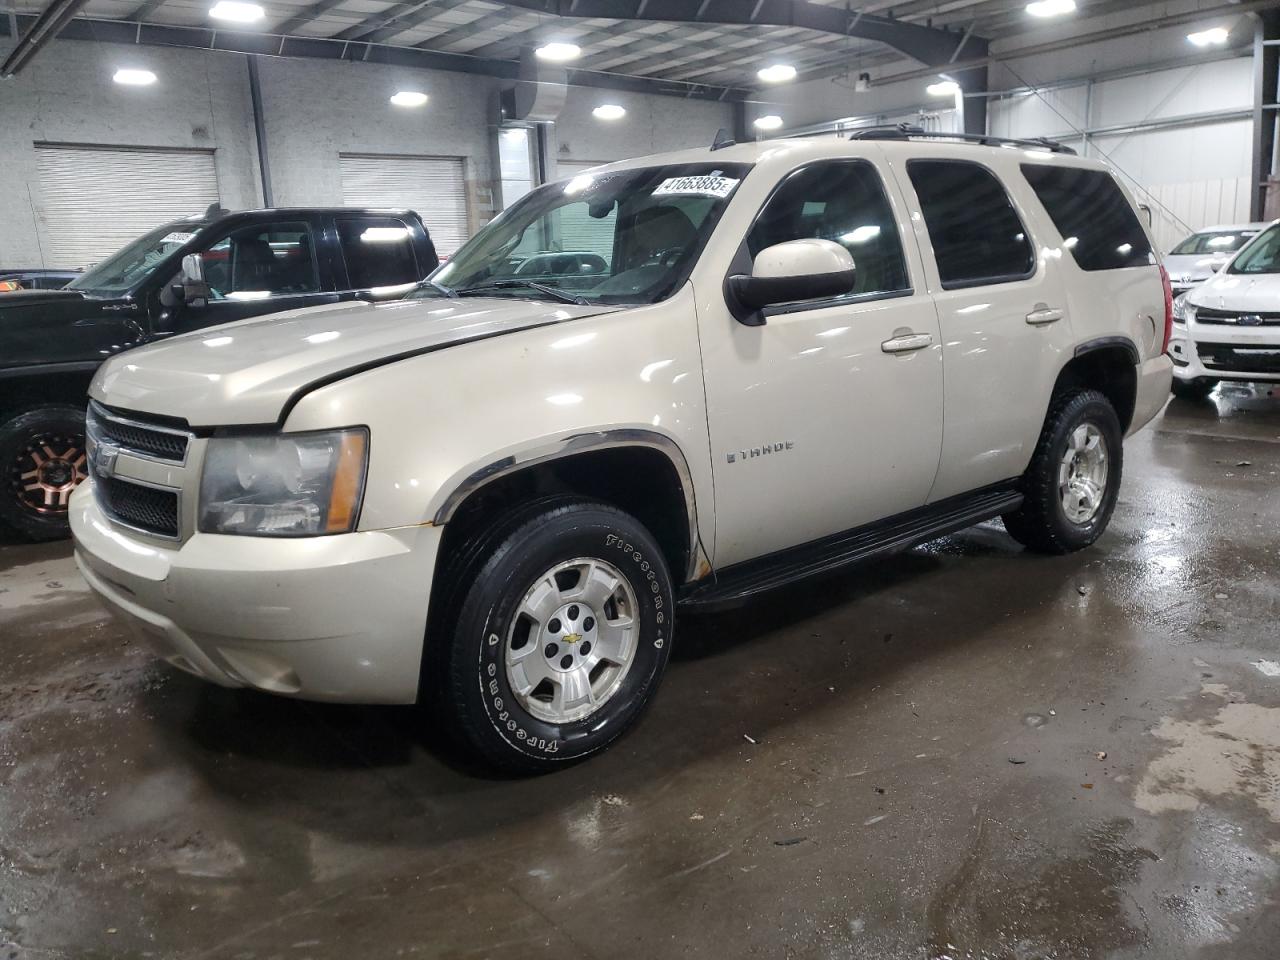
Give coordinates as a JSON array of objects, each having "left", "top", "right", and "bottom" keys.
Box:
[
  {"left": 333, "top": 214, "right": 428, "bottom": 294},
  {"left": 894, "top": 154, "right": 1075, "bottom": 502}
]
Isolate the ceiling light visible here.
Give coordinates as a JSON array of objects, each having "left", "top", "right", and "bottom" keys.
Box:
[
  {"left": 592, "top": 103, "right": 626, "bottom": 120},
  {"left": 1025, "top": 0, "right": 1076, "bottom": 17},
  {"left": 754, "top": 115, "right": 783, "bottom": 131},
  {"left": 535, "top": 42, "right": 581, "bottom": 62},
  {"left": 390, "top": 91, "right": 428, "bottom": 107},
  {"left": 113, "top": 68, "right": 156, "bottom": 85},
  {"left": 209, "top": 1, "right": 264, "bottom": 22},
  {"left": 757, "top": 63, "right": 797, "bottom": 83},
  {"left": 926, "top": 79, "right": 960, "bottom": 96},
  {"left": 1187, "top": 26, "right": 1229, "bottom": 46}
]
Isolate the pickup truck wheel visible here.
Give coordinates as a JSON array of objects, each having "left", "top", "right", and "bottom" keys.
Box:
[
  {"left": 0, "top": 405, "right": 88, "bottom": 542},
  {"left": 1001, "top": 388, "right": 1122, "bottom": 555},
  {"left": 441, "top": 500, "right": 674, "bottom": 773},
  {"left": 1171, "top": 377, "right": 1217, "bottom": 400}
]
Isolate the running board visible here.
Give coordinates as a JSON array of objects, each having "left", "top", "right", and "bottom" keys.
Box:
[{"left": 678, "top": 485, "right": 1023, "bottom": 610}]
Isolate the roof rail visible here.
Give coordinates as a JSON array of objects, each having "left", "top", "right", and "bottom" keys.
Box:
[{"left": 848, "top": 123, "right": 1076, "bottom": 155}]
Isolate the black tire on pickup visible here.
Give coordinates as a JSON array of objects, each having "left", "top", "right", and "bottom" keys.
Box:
[
  {"left": 1002, "top": 388, "right": 1123, "bottom": 555},
  {"left": 0, "top": 405, "right": 89, "bottom": 542},
  {"left": 432, "top": 498, "right": 674, "bottom": 774},
  {"left": 1171, "top": 377, "right": 1218, "bottom": 400}
]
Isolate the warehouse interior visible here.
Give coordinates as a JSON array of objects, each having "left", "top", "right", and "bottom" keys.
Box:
[{"left": 2, "top": 0, "right": 1279, "bottom": 957}]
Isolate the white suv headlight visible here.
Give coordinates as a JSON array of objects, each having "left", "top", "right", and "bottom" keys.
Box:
[
  {"left": 199, "top": 428, "right": 368, "bottom": 537},
  {"left": 1172, "top": 294, "right": 1193, "bottom": 324}
]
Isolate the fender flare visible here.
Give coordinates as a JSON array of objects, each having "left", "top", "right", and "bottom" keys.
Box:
[
  {"left": 1073, "top": 336, "right": 1139, "bottom": 365},
  {"left": 430, "top": 428, "right": 708, "bottom": 583}
]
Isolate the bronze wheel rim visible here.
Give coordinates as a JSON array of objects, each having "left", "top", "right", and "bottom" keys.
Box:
[{"left": 10, "top": 432, "right": 88, "bottom": 517}]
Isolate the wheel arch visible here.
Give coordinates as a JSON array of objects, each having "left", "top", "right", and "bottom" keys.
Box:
[
  {"left": 1053, "top": 337, "right": 1139, "bottom": 432},
  {"left": 431, "top": 430, "right": 708, "bottom": 586},
  {"left": 0, "top": 366, "right": 96, "bottom": 423}
]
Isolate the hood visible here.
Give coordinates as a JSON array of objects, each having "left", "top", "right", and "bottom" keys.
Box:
[
  {"left": 1186, "top": 271, "right": 1280, "bottom": 311},
  {"left": 1163, "top": 253, "right": 1230, "bottom": 283},
  {"left": 92, "top": 296, "right": 622, "bottom": 426}
]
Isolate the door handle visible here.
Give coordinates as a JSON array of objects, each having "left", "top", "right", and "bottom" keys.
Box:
[
  {"left": 1026, "top": 304, "right": 1063, "bottom": 325},
  {"left": 881, "top": 332, "right": 934, "bottom": 353}
]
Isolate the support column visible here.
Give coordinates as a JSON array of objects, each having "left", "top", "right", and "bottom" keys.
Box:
[
  {"left": 246, "top": 55, "right": 273, "bottom": 207},
  {"left": 1250, "top": 9, "right": 1280, "bottom": 220},
  {"left": 956, "top": 65, "right": 988, "bottom": 138}
]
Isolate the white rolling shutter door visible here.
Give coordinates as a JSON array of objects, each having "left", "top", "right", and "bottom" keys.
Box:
[
  {"left": 339, "top": 154, "right": 469, "bottom": 256},
  {"left": 34, "top": 144, "right": 219, "bottom": 269}
]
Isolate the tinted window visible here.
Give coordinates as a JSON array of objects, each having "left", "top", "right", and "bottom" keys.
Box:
[
  {"left": 337, "top": 216, "right": 420, "bottom": 289},
  {"left": 197, "top": 221, "right": 319, "bottom": 299},
  {"left": 747, "top": 160, "right": 909, "bottom": 298},
  {"left": 1021, "top": 165, "right": 1153, "bottom": 271},
  {"left": 907, "top": 160, "right": 1034, "bottom": 288}
]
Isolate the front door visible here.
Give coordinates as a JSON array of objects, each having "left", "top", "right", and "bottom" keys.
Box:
[
  {"left": 160, "top": 217, "right": 339, "bottom": 336},
  {"left": 697, "top": 159, "right": 945, "bottom": 568}
]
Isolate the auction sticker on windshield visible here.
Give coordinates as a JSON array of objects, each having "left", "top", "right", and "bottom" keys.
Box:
[
  {"left": 161, "top": 232, "right": 197, "bottom": 245},
  {"left": 652, "top": 175, "right": 739, "bottom": 199}
]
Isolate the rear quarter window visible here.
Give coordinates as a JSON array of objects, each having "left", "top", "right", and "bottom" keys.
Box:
[{"left": 1020, "top": 165, "right": 1153, "bottom": 271}]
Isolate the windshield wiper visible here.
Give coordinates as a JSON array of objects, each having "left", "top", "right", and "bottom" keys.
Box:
[
  {"left": 416, "top": 278, "right": 457, "bottom": 297},
  {"left": 456, "top": 279, "right": 591, "bottom": 306}
]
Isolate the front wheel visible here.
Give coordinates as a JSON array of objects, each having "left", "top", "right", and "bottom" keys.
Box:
[
  {"left": 0, "top": 405, "right": 89, "bottom": 542},
  {"left": 1002, "top": 388, "right": 1123, "bottom": 555},
  {"left": 439, "top": 500, "right": 675, "bottom": 773}
]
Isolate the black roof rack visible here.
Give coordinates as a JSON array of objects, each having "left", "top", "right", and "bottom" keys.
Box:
[{"left": 848, "top": 123, "right": 1076, "bottom": 155}]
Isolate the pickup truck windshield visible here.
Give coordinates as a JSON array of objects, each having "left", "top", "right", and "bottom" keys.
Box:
[
  {"left": 1227, "top": 224, "right": 1280, "bottom": 275},
  {"left": 67, "top": 222, "right": 203, "bottom": 296},
  {"left": 422, "top": 163, "right": 750, "bottom": 305}
]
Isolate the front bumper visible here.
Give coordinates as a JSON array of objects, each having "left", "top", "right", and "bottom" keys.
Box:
[
  {"left": 1169, "top": 323, "right": 1280, "bottom": 383},
  {"left": 71, "top": 483, "right": 442, "bottom": 704}
]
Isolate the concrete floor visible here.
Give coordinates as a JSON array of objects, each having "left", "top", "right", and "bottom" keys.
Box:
[{"left": 2, "top": 385, "right": 1279, "bottom": 960}]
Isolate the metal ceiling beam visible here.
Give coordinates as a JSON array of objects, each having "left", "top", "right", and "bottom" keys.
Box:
[
  {"left": 121, "top": 0, "right": 168, "bottom": 24},
  {"left": 0, "top": 13, "right": 752, "bottom": 100},
  {"left": 333, "top": 0, "right": 472, "bottom": 43},
  {"left": 0, "top": 0, "right": 90, "bottom": 76},
  {"left": 486, "top": 0, "right": 987, "bottom": 66}
]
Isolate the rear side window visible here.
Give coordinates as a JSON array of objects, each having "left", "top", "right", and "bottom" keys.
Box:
[
  {"left": 1020, "top": 165, "right": 1153, "bottom": 271},
  {"left": 906, "top": 160, "right": 1034, "bottom": 289},
  {"left": 337, "top": 216, "right": 420, "bottom": 289}
]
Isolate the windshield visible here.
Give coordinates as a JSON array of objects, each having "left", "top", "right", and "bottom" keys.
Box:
[
  {"left": 1170, "top": 229, "right": 1260, "bottom": 256},
  {"left": 1227, "top": 224, "right": 1280, "bottom": 275},
  {"left": 67, "top": 222, "right": 203, "bottom": 295},
  {"left": 418, "top": 163, "right": 750, "bottom": 305}
]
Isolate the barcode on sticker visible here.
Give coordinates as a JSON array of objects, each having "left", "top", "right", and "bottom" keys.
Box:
[{"left": 653, "top": 175, "right": 739, "bottom": 199}]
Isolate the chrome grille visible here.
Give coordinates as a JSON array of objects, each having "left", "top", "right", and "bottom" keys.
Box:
[
  {"left": 96, "top": 477, "right": 180, "bottom": 538},
  {"left": 1194, "top": 307, "right": 1280, "bottom": 327},
  {"left": 87, "top": 401, "right": 190, "bottom": 463}
]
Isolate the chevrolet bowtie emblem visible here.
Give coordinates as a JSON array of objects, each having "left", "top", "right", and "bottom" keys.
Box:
[{"left": 562, "top": 633, "right": 583, "bottom": 644}]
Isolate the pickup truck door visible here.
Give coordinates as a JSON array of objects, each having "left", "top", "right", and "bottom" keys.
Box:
[
  {"left": 330, "top": 213, "right": 440, "bottom": 294},
  {"left": 159, "top": 215, "right": 340, "bottom": 336},
  {"left": 697, "top": 158, "right": 945, "bottom": 568}
]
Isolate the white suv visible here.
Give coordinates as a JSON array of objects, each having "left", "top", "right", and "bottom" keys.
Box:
[
  {"left": 71, "top": 130, "right": 1173, "bottom": 771},
  {"left": 1169, "top": 220, "right": 1280, "bottom": 398}
]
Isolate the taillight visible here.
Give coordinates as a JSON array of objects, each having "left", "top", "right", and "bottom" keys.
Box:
[{"left": 1159, "top": 264, "right": 1173, "bottom": 354}]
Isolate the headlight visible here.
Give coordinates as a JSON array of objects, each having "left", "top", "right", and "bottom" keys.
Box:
[
  {"left": 199, "top": 428, "right": 368, "bottom": 537},
  {"left": 1172, "top": 294, "right": 1193, "bottom": 324}
]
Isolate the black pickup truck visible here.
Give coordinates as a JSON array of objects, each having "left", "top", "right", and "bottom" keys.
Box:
[{"left": 0, "top": 205, "right": 439, "bottom": 541}]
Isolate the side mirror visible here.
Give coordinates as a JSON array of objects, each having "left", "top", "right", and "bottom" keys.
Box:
[
  {"left": 180, "top": 253, "right": 210, "bottom": 304},
  {"left": 728, "top": 239, "right": 856, "bottom": 318}
]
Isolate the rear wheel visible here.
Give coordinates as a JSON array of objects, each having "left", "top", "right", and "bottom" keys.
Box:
[
  {"left": 0, "top": 405, "right": 88, "bottom": 542},
  {"left": 1171, "top": 377, "right": 1217, "bottom": 400},
  {"left": 436, "top": 499, "right": 674, "bottom": 773},
  {"left": 1002, "top": 388, "right": 1123, "bottom": 555}
]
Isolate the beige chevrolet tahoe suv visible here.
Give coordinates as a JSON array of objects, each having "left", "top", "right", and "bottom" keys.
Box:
[{"left": 71, "top": 129, "right": 1174, "bottom": 771}]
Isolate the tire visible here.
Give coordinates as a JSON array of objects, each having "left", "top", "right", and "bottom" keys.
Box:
[
  {"left": 0, "top": 404, "right": 88, "bottom": 542},
  {"left": 1001, "top": 388, "right": 1123, "bottom": 555},
  {"left": 1171, "top": 377, "right": 1218, "bottom": 400},
  {"left": 436, "top": 499, "right": 675, "bottom": 773}
]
